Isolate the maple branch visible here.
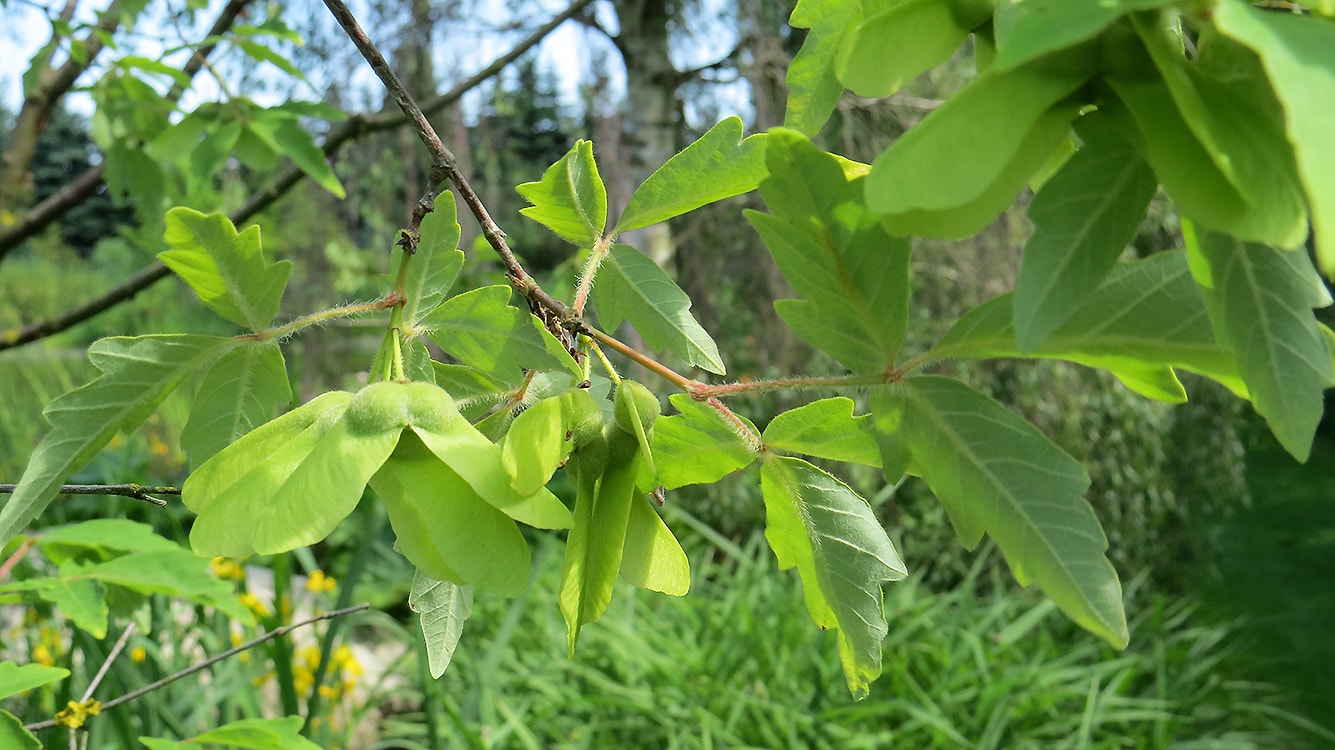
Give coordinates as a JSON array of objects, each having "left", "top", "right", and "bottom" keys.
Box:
[{"left": 0, "top": 483, "right": 176, "bottom": 507}]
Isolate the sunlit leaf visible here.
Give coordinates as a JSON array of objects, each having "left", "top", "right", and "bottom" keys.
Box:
[
  {"left": 784, "top": 0, "right": 862, "bottom": 135},
  {"left": 760, "top": 455, "right": 906, "bottom": 698},
  {"left": 422, "top": 286, "right": 577, "bottom": 383},
  {"left": 993, "top": 0, "right": 1178, "bottom": 71},
  {"left": 160, "top": 208, "right": 293, "bottom": 332},
  {"left": 247, "top": 114, "right": 344, "bottom": 198},
  {"left": 0, "top": 335, "right": 230, "bottom": 548},
  {"left": 651, "top": 394, "right": 759, "bottom": 490},
  {"left": 837, "top": 0, "right": 980, "bottom": 97},
  {"left": 866, "top": 52, "right": 1091, "bottom": 216},
  {"left": 0, "top": 661, "right": 70, "bottom": 701},
  {"left": 763, "top": 397, "right": 881, "bottom": 467},
  {"left": 410, "top": 571, "right": 472, "bottom": 679},
  {"left": 899, "top": 376, "right": 1127, "bottom": 648},
  {"left": 1212, "top": 0, "right": 1335, "bottom": 273},
  {"left": 517, "top": 140, "right": 607, "bottom": 247},
  {"left": 615, "top": 117, "right": 767, "bottom": 233},
  {"left": 591, "top": 245, "right": 726, "bottom": 374},
  {"left": 403, "top": 193, "right": 464, "bottom": 327}
]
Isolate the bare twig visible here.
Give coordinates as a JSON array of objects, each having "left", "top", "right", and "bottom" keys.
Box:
[
  {"left": 82, "top": 622, "right": 136, "bottom": 703},
  {"left": 0, "top": 483, "right": 176, "bottom": 507},
  {"left": 24, "top": 604, "right": 372, "bottom": 732},
  {"left": 0, "top": 0, "right": 591, "bottom": 351}
]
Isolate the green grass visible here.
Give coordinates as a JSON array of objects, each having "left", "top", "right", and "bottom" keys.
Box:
[{"left": 368, "top": 513, "right": 1330, "bottom": 750}]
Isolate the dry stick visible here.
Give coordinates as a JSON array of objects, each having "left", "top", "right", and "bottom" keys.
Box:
[
  {"left": 82, "top": 622, "right": 137, "bottom": 704},
  {"left": 0, "top": 484, "right": 175, "bottom": 507},
  {"left": 23, "top": 604, "right": 372, "bottom": 733},
  {"left": 0, "top": 0, "right": 592, "bottom": 352},
  {"left": 0, "top": 0, "right": 255, "bottom": 256}
]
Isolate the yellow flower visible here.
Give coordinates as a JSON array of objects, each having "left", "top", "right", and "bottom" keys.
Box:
[
  {"left": 129, "top": 646, "right": 147, "bottom": 663},
  {"left": 306, "top": 570, "right": 336, "bottom": 593},
  {"left": 238, "top": 593, "right": 270, "bottom": 617},
  {"left": 300, "top": 645, "right": 323, "bottom": 669},
  {"left": 108, "top": 433, "right": 124, "bottom": 449},
  {"left": 54, "top": 699, "right": 100, "bottom": 729},
  {"left": 251, "top": 672, "right": 272, "bottom": 687},
  {"left": 210, "top": 557, "right": 245, "bottom": 580},
  {"left": 33, "top": 644, "right": 54, "bottom": 667},
  {"left": 318, "top": 684, "right": 341, "bottom": 700}
]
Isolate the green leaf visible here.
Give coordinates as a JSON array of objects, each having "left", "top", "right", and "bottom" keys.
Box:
[
  {"left": 37, "top": 519, "right": 180, "bottom": 566},
  {"left": 517, "top": 140, "right": 607, "bottom": 246},
  {"left": 837, "top": 0, "right": 979, "bottom": 98},
  {"left": 784, "top": 0, "right": 861, "bottom": 135},
  {"left": 70, "top": 550, "right": 252, "bottom": 623},
  {"left": 105, "top": 142, "right": 165, "bottom": 219},
  {"left": 161, "top": 208, "right": 293, "bottom": 332},
  {"left": 1130, "top": 16, "right": 1307, "bottom": 249},
  {"left": 372, "top": 432, "right": 530, "bottom": 596},
  {"left": 0, "top": 710, "right": 39, "bottom": 750},
  {"left": 146, "top": 109, "right": 210, "bottom": 162},
  {"left": 1013, "top": 113, "right": 1157, "bottom": 352},
  {"left": 160, "top": 716, "right": 322, "bottom": 749},
  {"left": 865, "top": 51, "right": 1092, "bottom": 216},
  {"left": 560, "top": 427, "right": 639, "bottom": 653},
  {"left": 763, "top": 397, "right": 881, "bottom": 466},
  {"left": 0, "top": 335, "right": 229, "bottom": 548},
  {"left": 931, "top": 251, "right": 1244, "bottom": 400},
  {"left": 0, "top": 661, "right": 70, "bottom": 701},
  {"left": 236, "top": 39, "right": 308, "bottom": 80},
  {"left": 15, "top": 575, "right": 108, "bottom": 636},
  {"left": 747, "top": 130, "right": 911, "bottom": 372},
  {"left": 877, "top": 100, "right": 1081, "bottom": 238},
  {"left": 614, "top": 118, "right": 767, "bottom": 234},
  {"left": 186, "top": 392, "right": 400, "bottom": 557},
  {"left": 869, "top": 389, "right": 913, "bottom": 481},
  {"left": 1212, "top": 1, "right": 1335, "bottom": 273},
  {"left": 403, "top": 193, "right": 464, "bottom": 327},
  {"left": 422, "top": 286, "right": 576, "bottom": 383},
  {"left": 993, "top": 0, "right": 1177, "bottom": 71},
  {"left": 247, "top": 115, "right": 344, "bottom": 199},
  {"left": 620, "top": 496, "right": 690, "bottom": 596},
  {"left": 899, "top": 376, "right": 1127, "bottom": 649},
  {"left": 760, "top": 455, "right": 906, "bottom": 698},
  {"left": 1189, "top": 231, "right": 1334, "bottom": 462},
  {"left": 651, "top": 394, "right": 759, "bottom": 490},
  {"left": 182, "top": 342, "right": 291, "bottom": 466},
  {"left": 410, "top": 571, "right": 472, "bottom": 679},
  {"left": 591, "top": 245, "right": 726, "bottom": 374}
]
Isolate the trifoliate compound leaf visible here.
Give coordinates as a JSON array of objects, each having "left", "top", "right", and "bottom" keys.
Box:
[
  {"left": 160, "top": 208, "right": 293, "bottom": 331},
  {"left": 785, "top": 0, "right": 862, "bottom": 135},
  {"left": 422, "top": 285, "right": 576, "bottom": 383},
  {"left": 760, "top": 455, "right": 906, "bottom": 698},
  {"left": 517, "top": 140, "right": 607, "bottom": 247}
]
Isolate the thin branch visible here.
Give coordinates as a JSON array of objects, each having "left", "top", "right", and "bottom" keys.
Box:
[
  {"left": 0, "top": 483, "right": 176, "bottom": 507},
  {"left": 24, "top": 604, "right": 372, "bottom": 732},
  {"left": 81, "top": 622, "right": 136, "bottom": 703},
  {"left": 0, "top": 0, "right": 255, "bottom": 260},
  {"left": 0, "top": 0, "right": 590, "bottom": 351}
]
